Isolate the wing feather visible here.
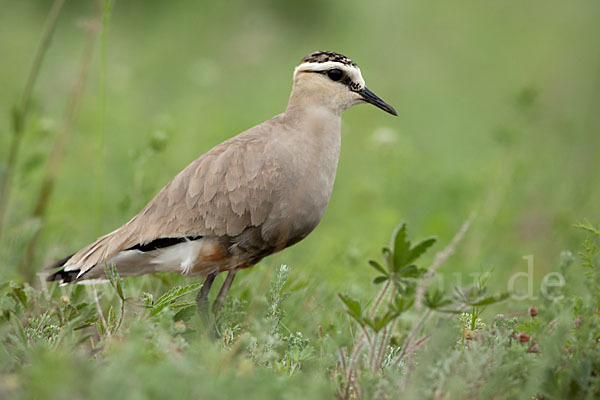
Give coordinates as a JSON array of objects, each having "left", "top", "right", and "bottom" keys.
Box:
[{"left": 63, "top": 117, "right": 285, "bottom": 276}]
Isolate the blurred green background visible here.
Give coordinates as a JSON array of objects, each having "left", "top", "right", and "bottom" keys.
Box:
[{"left": 1, "top": 0, "right": 599, "bottom": 304}]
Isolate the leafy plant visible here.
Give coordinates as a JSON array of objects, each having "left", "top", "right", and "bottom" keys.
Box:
[
  {"left": 337, "top": 220, "right": 511, "bottom": 398},
  {"left": 368, "top": 223, "right": 435, "bottom": 288},
  {"left": 143, "top": 282, "right": 202, "bottom": 318}
]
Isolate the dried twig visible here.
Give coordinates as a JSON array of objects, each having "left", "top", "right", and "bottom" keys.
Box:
[
  {"left": 372, "top": 283, "right": 398, "bottom": 372},
  {"left": 342, "top": 336, "right": 364, "bottom": 399},
  {"left": 375, "top": 321, "right": 395, "bottom": 371},
  {"left": 93, "top": 0, "right": 114, "bottom": 235},
  {"left": 338, "top": 348, "right": 348, "bottom": 377},
  {"left": 416, "top": 212, "right": 476, "bottom": 309},
  {"left": 19, "top": 16, "right": 100, "bottom": 278},
  {"left": 0, "top": 0, "right": 66, "bottom": 241},
  {"left": 394, "top": 308, "right": 432, "bottom": 368}
]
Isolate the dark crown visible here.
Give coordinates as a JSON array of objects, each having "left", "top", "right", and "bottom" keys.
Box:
[{"left": 300, "top": 51, "right": 358, "bottom": 67}]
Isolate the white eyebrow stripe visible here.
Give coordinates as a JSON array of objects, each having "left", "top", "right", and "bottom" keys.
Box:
[{"left": 294, "top": 61, "right": 366, "bottom": 89}]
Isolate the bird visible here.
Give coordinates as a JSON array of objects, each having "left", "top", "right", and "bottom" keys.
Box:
[{"left": 45, "top": 51, "right": 397, "bottom": 318}]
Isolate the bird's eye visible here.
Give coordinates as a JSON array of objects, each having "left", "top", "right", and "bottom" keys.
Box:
[{"left": 327, "top": 69, "right": 343, "bottom": 81}]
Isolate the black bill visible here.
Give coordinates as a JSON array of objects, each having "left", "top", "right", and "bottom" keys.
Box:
[{"left": 355, "top": 87, "right": 398, "bottom": 116}]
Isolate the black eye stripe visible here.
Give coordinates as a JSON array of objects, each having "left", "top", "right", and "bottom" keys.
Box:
[{"left": 308, "top": 69, "right": 358, "bottom": 89}]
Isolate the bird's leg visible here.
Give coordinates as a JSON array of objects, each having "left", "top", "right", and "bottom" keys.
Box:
[
  {"left": 212, "top": 269, "right": 237, "bottom": 316},
  {"left": 196, "top": 272, "right": 217, "bottom": 325}
]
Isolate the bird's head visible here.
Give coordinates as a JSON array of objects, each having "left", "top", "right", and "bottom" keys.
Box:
[{"left": 290, "top": 51, "right": 397, "bottom": 117}]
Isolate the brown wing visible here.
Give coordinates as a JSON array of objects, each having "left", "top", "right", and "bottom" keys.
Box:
[
  {"left": 63, "top": 128, "right": 281, "bottom": 276},
  {"left": 132, "top": 136, "right": 277, "bottom": 237}
]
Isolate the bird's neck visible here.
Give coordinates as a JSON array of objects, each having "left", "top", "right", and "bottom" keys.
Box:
[
  {"left": 283, "top": 103, "right": 341, "bottom": 149},
  {"left": 285, "top": 82, "right": 346, "bottom": 117},
  {"left": 284, "top": 90, "right": 342, "bottom": 134},
  {"left": 282, "top": 86, "right": 343, "bottom": 168}
]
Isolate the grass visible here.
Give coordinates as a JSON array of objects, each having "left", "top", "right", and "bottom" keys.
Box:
[
  {"left": 1, "top": 0, "right": 599, "bottom": 398},
  {"left": 1, "top": 221, "right": 598, "bottom": 399}
]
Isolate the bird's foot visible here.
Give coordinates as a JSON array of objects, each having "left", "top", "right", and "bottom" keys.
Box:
[
  {"left": 196, "top": 272, "right": 216, "bottom": 327},
  {"left": 195, "top": 269, "right": 237, "bottom": 334},
  {"left": 212, "top": 270, "right": 237, "bottom": 316}
]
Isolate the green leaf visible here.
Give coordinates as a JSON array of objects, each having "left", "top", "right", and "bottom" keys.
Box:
[
  {"left": 116, "top": 280, "right": 126, "bottom": 300},
  {"left": 173, "top": 304, "right": 197, "bottom": 323},
  {"left": 404, "top": 284, "right": 416, "bottom": 297},
  {"left": 168, "top": 301, "right": 196, "bottom": 310},
  {"left": 142, "top": 292, "right": 154, "bottom": 308},
  {"left": 435, "top": 308, "right": 463, "bottom": 314},
  {"left": 392, "top": 223, "right": 410, "bottom": 271},
  {"left": 338, "top": 293, "right": 363, "bottom": 324},
  {"left": 338, "top": 294, "right": 362, "bottom": 316},
  {"left": 105, "top": 264, "right": 126, "bottom": 301},
  {"left": 363, "top": 317, "right": 375, "bottom": 330},
  {"left": 368, "top": 260, "right": 387, "bottom": 275},
  {"left": 373, "top": 276, "right": 388, "bottom": 285},
  {"left": 96, "top": 319, "right": 106, "bottom": 337},
  {"left": 424, "top": 289, "right": 454, "bottom": 310},
  {"left": 373, "top": 311, "right": 398, "bottom": 332},
  {"left": 405, "top": 237, "right": 437, "bottom": 265},
  {"left": 9, "top": 282, "right": 28, "bottom": 307},
  {"left": 391, "top": 295, "right": 414, "bottom": 314},
  {"left": 381, "top": 247, "right": 392, "bottom": 267},
  {"left": 107, "top": 305, "right": 117, "bottom": 334},
  {"left": 10, "top": 315, "right": 27, "bottom": 344},
  {"left": 70, "top": 285, "right": 87, "bottom": 304},
  {"left": 364, "top": 312, "right": 398, "bottom": 332},
  {"left": 398, "top": 265, "right": 427, "bottom": 278},
  {"left": 154, "top": 283, "right": 202, "bottom": 307},
  {"left": 468, "top": 292, "right": 510, "bottom": 306},
  {"left": 150, "top": 283, "right": 202, "bottom": 317},
  {"left": 574, "top": 219, "right": 600, "bottom": 237},
  {"left": 74, "top": 315, "right": 98, "bottom": 331},
  {"left": 427, "top": 297, "right": 452, "bottom": 310},
  {"left": 106, "top": 264, "right": 117, "bottom": 289}
]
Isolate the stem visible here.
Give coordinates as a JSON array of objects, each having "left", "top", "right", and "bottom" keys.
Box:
[
  {"left": 376, "top": 319, "right": 396, "bottom": 370},
  {"left": 0, "top": 0, "right": 66, "bottom": 241},
  {"left": 368, "top": 330, "right": 379, "bottom": 369},
  {"left": 372, "top": 284, "right": 398, "bottom": 372},
  {"left": 344, "top": 337, "right": 364, "bottom": 400},
  {"left": 415, "top": 212, "right": 475, "bottom": 309},
  {"left": 92, "top": 285, "right": 111, "bottom": 339},
  {"left": 338, "top": 348, "right": 347, "bottom": 377},
  {"left": 115, "top": 295, "right": 125, "bottom": 333},
  {"left": 394, "top": 309, "right": 432, "bottom": 367},
  {"left": 369, "top": 280, "right": 391, "bottom": 317},
  {"left": 494, "top": 309, "right": 529, "bottom": 320},
  {"left": 361, "top": 326, "right": 372, "bottom": 347},
  {"left": 350, "top": 279, "right": 392, "bottom": 376},
  {"left": 19, "top": 22, "right": 99, "bottom": 279},
  {"left": 95, "top": 0, "right": 114, "bottom": 235},
  {"left": 372, "top": 326, "right": 386, "bottom": 372}
]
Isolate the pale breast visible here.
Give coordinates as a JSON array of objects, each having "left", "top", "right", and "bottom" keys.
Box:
[{"left": 258, "top": 114, "right": 342, "bottom": 248}]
